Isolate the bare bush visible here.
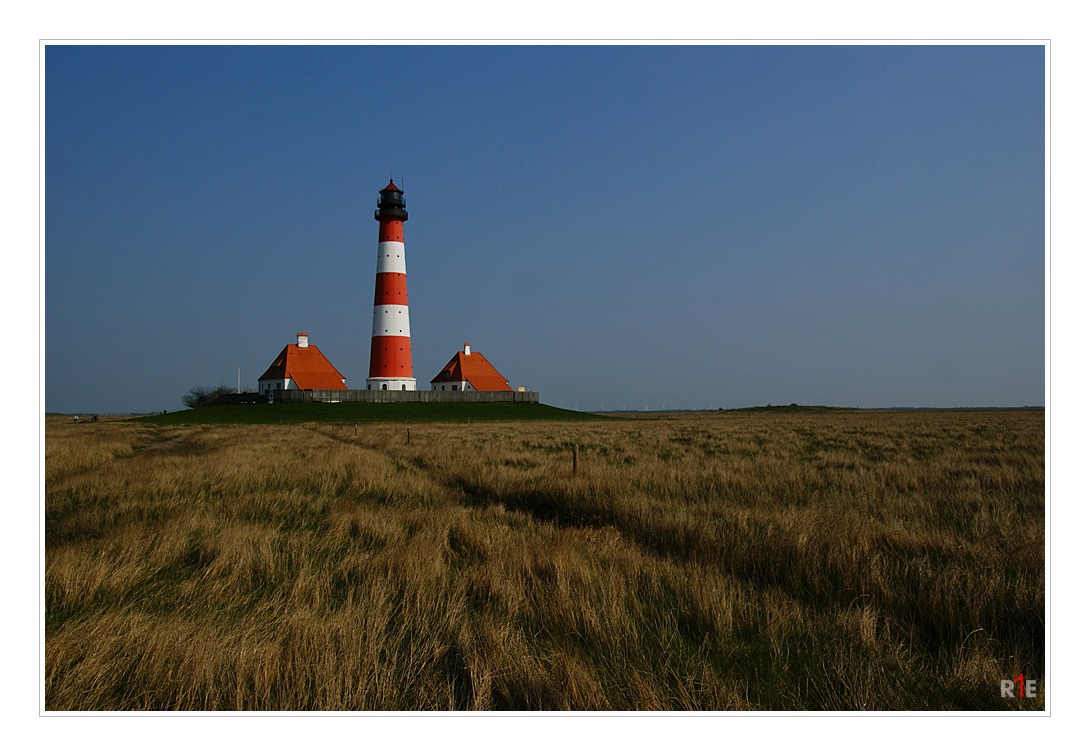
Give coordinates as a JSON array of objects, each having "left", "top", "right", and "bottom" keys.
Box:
[{"left": 182, "top": 384, "right": 237, "bottom": 408}]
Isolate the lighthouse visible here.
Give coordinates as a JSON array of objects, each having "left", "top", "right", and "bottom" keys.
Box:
[{"left": 367, "top": 180, "right": 417, "bottom": 391}]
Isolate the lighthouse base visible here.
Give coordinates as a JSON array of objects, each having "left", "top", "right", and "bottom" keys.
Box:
[{"left": 366, "top": 378, "right": 417, "bottom": 391}]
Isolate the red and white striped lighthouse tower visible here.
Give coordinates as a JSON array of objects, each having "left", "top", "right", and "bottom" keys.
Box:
[{"left": 367, "top": 180, "right": 416, "bottom": 390}]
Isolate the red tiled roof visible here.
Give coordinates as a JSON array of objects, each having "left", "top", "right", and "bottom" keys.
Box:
[
  {"left": 430, "top": 350, "right": 513, "bottom": 392},
  {"left": 259, "top": 343, "right": 346, "bottom": 390}
]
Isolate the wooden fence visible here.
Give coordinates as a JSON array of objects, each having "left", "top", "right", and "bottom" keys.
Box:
[{"left": 219, "top": 389, "right": 539, "bottom": 404}]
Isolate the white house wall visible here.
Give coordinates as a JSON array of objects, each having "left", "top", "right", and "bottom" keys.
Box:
[{"left": 431, "top": 381, "right": 474, "bottom": 392}]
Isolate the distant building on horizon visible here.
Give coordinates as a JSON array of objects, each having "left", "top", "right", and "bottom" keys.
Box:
[
  {"left": 258, "top": 332, "right": 347, "bottom": 397},
  {"left": 430, "top": 343, "right": 514, "bottom": 392}
]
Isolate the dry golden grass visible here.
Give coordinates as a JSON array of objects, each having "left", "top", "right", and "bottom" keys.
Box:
[{"left": 44, "top": 409, "right": 1044, "bottom": 710}]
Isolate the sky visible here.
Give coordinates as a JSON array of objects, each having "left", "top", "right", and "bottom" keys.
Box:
[{"left": 44, "top": 43, "right": 1045, "bottom": 413}]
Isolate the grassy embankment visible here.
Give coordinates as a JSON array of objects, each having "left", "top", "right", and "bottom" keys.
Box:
[{"left": 45, "top": 409, "right": 1044, "bottom": 710}]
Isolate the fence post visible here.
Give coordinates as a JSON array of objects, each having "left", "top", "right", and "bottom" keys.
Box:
[{"left": 573, "top": 443, "right": 579, "bottom": 475}]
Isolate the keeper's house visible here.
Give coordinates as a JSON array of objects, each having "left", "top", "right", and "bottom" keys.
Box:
[
  {"left": 258, "top": 333, "right": 346, "bottom": 397},
  {"left": 430, "top": 343, "right": 513, "bottom": 392}
]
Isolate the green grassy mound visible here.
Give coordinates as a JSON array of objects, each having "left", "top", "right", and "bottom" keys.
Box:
[
  {"left": 131, "top": 401, "right": 598, "bottom": 425},
  {"left": 727, "top": 404, "right": 859, "bottom": 413}
]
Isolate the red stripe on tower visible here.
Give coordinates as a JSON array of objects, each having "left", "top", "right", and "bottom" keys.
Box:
[{"left": 367, "top": 180, "right": 416, "bottom": 390}]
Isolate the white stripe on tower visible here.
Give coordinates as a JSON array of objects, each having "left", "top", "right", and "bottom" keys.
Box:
[
  {"left": 371, "top": 305, "right": 411, "bottom": 337},
  {"left": 376, "top": 241, "right": 406, "bottom": 273}
]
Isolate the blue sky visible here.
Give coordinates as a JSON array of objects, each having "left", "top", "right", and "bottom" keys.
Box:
[{"left": 45, "top": 44, "right": 1044, "bottom": 412}]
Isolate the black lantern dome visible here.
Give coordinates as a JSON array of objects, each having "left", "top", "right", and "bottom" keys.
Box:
[{"left": 375, "top": 180, "right": 408, "bottom": 221}]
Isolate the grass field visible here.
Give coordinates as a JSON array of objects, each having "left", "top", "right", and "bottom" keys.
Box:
[{"left": 44, "top": 409, "right": 1045, "bottom": 710}]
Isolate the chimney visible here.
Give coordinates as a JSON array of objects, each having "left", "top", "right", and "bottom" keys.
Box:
[
  {"left": 464, "top": 342, "right": 471, "bottom": 355},
  {"left": 297, "top": 332, "right": 309, "bottom": 348}
]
